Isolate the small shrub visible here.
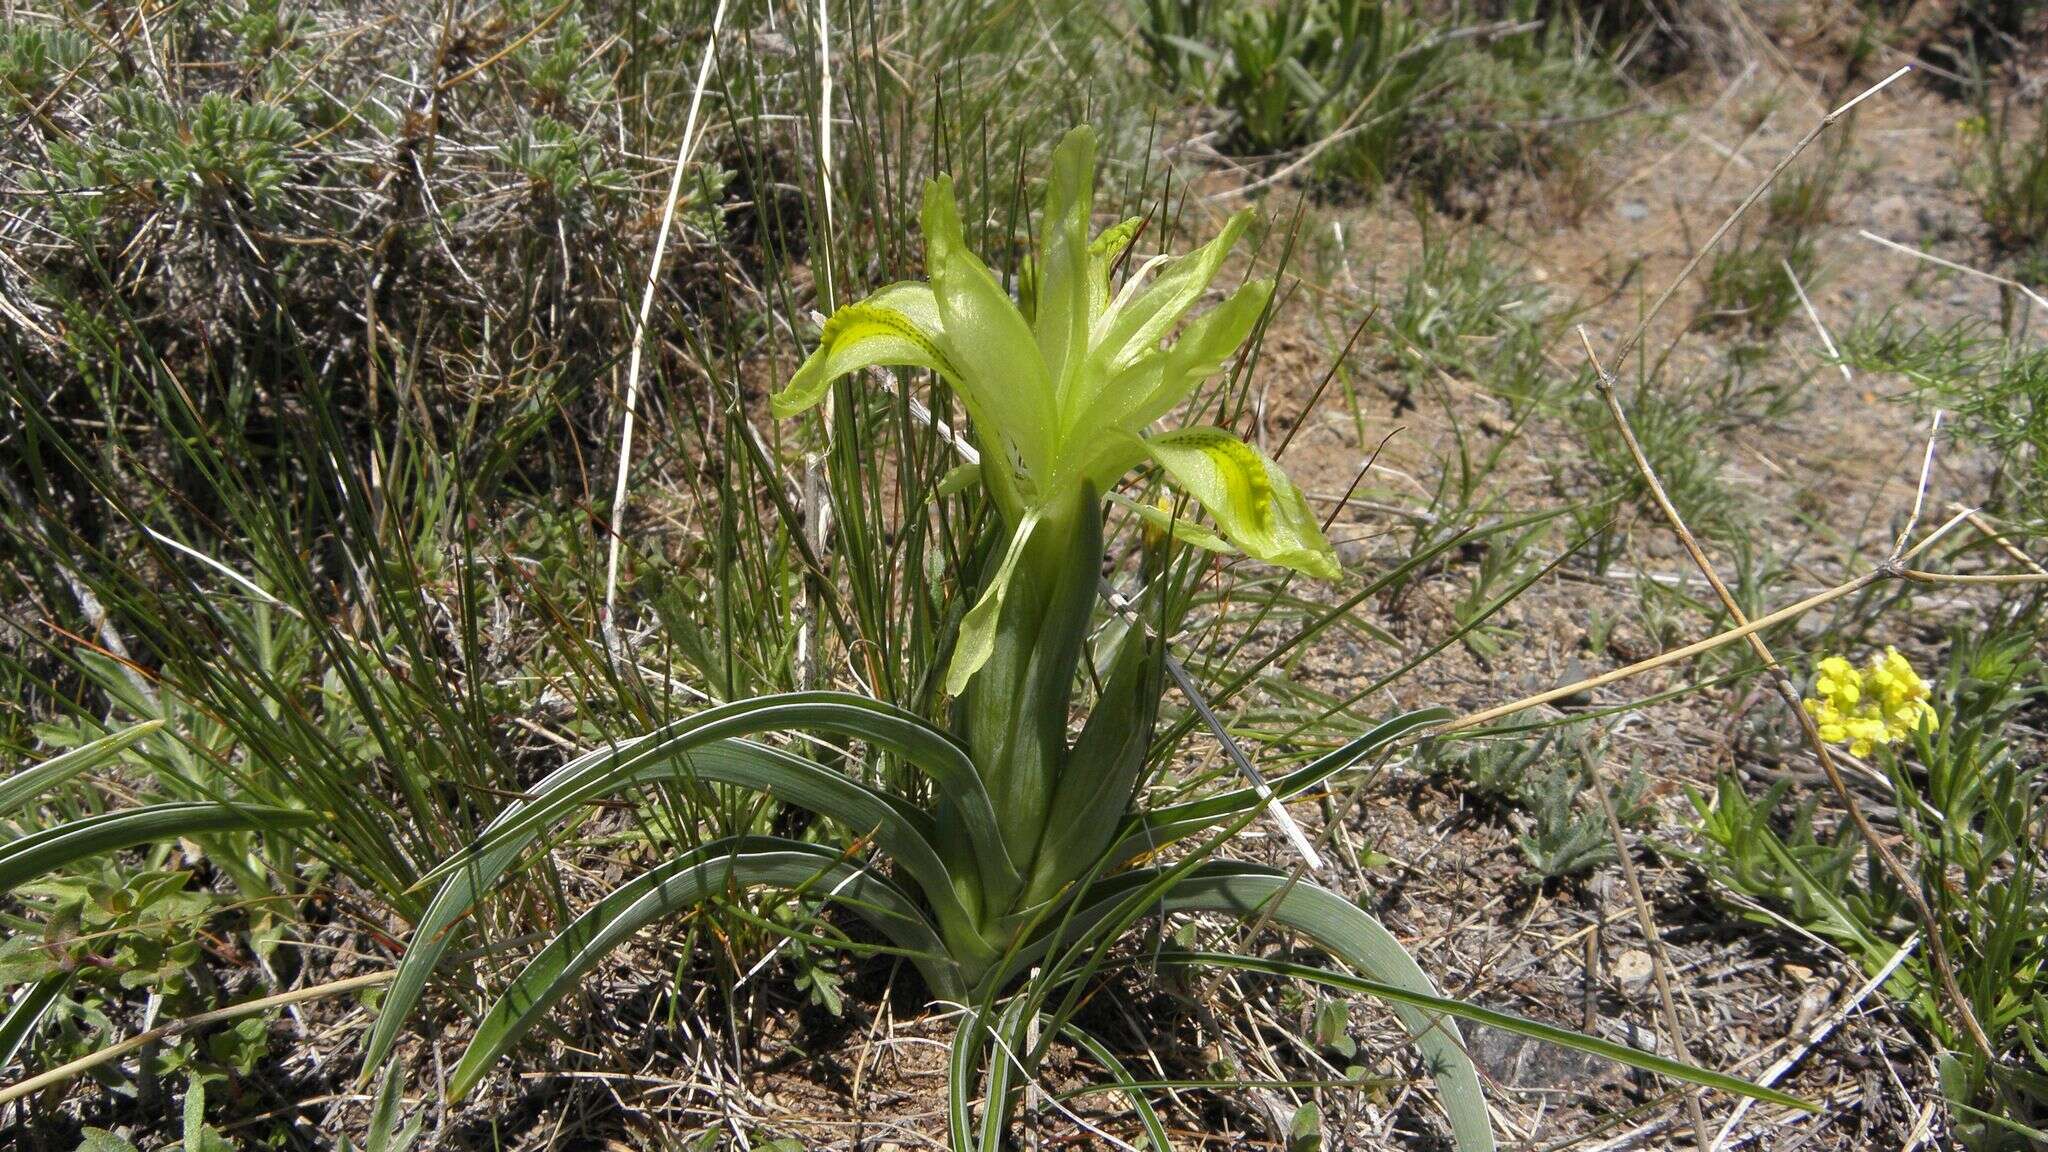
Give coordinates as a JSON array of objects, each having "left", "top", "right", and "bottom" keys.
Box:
[
  {"left": 0, "top": 25, "right": 93, "bottom": 113},
  {"left": 101, "top": 90, "right": 302, "bottom": 217}
]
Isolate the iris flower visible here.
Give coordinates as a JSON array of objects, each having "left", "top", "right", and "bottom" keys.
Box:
[{"left": 773, "top": 126, "right": 1338, "bottom": 695}]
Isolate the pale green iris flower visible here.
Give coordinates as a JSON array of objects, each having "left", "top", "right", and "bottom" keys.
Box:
[{"left": 774, "top": 126, "right": 1338, "bottom": 694}]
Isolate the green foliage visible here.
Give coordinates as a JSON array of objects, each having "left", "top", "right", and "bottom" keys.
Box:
[
  {"left": 1702, "top": 235, "right": 1814, "bottom": 334},
  {"left": 334, "top": 1064, "right": 423, "bottom": 1152},
  {"left": 1414, "top": 19, "right": 1622, "bottom": 206},
  {"left": 222, "top": 0, "right": 315, "bottom": 62},
  {"left": 1965, "top": 90, "right": 2048, "bottom": 274},
  {"left": 1703, "top": 128, "right": 1854, "bottom": 333},
  {"left": 1135, "top": 0, "right": 1443, "bottom": 188},
  {"left": 1848, "top": 320, "right": 2048, "bottom": 533},
  {"left": 517, "top": 13, "right": 612, "bottom": 111},
  {"left": 1435, "top": 732, "right": 1650, "bottom": 884},
  {"left": 1138, "top": 0, "right": 1620, "bottom": 195},
  {"left": 0, "top": 865, "right": 279, "bottom": 1090},
  {"left": 1452, "top": 524, "right": 1543, "bottom": 662},
  {"left": 0, "top": 25, "right": 92, "bottom": 112},
  {"left": 1431, "top": 731, "right": 1555, "bottom": 806},
  {"left": 1516, "top": 761, "right": 1609, "bottom": 881},
  {"left": 499, "top": 116, "right": 632, "bottom": 212},
  {"left": 1570, "top": 377, "right": 1742, "bottom": 573},
  {"left": 1685, "top": 626, "right": 2048, "bottom": 1145},
  {"left": 101, "top": 89, "right": 301, "bottom": 215}
]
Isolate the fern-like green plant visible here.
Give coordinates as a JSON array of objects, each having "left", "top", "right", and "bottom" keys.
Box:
[{"left": 102, "top": 90, "right": 300, "bottom": 214}]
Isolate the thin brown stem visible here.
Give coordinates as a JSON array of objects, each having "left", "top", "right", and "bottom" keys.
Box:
[
  {"left": 1585, "top": 737, "right": 1712, "bottom": 1150},
  {"left": 1441, "top": 571, "right": 1878, "bottom": 732},
  {"left": 1899, "top": 569, "right": 2048, "bottom": 586},
  {"left": 0, "top": 972, "right": 397, "bottom": 1107},
  {"left": 1954, "top": 505, "right": 2048, "bottom": 576}
]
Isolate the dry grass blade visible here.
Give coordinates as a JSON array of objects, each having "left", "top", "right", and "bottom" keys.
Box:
[
  {"left": 603, "top": 0, "right": 732, "bottom": 662},
  {"left": 1857, "top": 229, "right": 2048, "bottom": 315},
  {"left": 0, "top": 972, "right": 397, "bottom": 1107},
  {"left": 1586, "top": 745, "right": 1711, "bottom": 1151}
]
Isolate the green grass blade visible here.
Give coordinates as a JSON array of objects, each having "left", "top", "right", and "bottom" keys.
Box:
[
  {"left": 0, "top": 721, "right": 164, "bottom": 817},
  {"left": 949, "top": 1006, "right": 983, "bottom": 1152},
  {"left": 364, "top": 1060, "right": 422, "bottom": 1152},
  {"left": 977, "top": 997, "right": 1033, "bottom": 1151},
  {"left": 1160, "top": 948, "right": 1814, "bottom": 1113},
  {"left": 418, "top": 692, "right": 1013, "bottom": 899},
  {"left": 1114, "top": 706, "right": 1449, "bottom": 863},
  {"left": 0, "top": 802, "right": 317, "bottom": 892},
  {"left": 0, "top": 973, "right": 73, "bottom": 1071},
  {"left": 446, "top": 835, "right": 954, "bottom": 1101}
]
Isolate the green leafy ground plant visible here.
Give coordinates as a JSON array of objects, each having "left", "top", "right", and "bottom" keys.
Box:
[{"left": 366, "top": 127, "right": 1802, "bottom": 1150}]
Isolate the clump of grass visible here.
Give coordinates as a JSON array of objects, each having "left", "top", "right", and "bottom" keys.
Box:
[
  {"left": 1208, "top": 0, "right": 1444, "bottom": 187},
  {"left": 1337, "top": 220, "right": 1574, "bottom": 585},
  {"left": 1412, "top": 18, "right": 1624, "bottom": 217},
  {"left": 1567, "top": 377, "right": 1742, "bottom": 572},
  {"left": 1963, "top": 92, "right": 2048, "bottom": 280},
  {"left": 1701, "top": 128, "right": 1855, "bottom": 333},
  {"left": 1135, "top": 0, "right": 1622, "bottom": 198}
]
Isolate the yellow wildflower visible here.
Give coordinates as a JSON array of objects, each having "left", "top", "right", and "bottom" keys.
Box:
[
  {"left": 1802, "top": 647, "right": 1939, "bottom": 757},
  {"left": 1813, "top": 656, "right": 1861, "bottom": 706}
]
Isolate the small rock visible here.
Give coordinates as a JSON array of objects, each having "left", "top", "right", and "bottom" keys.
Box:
[
  {"left": 1614, "top": 948, "right": 1655, "bottom": 989},
  {"left": 1783, "top": 962, "right": 1814, "bottom": 983},
  {"left": 1618, "top": 200, "right": 1650, "bottom": 222}
]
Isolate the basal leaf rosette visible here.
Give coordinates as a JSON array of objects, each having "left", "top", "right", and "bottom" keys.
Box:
[{"left": 772, "top": 126, "right": 1338, "bottom": 694}]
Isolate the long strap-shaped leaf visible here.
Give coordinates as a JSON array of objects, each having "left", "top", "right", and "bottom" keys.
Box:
[
  {"left": 1156, "top": 949, "right": 1814, "bottom": 1113},
  {"left": 582, "top": 737, "right": 967, "bottom": 933},
  {"left": 444, "top": 835, "right": 953, "bottom": 1101},
  {"left": 0, "top": 802, "right": 317, "bottom": 893},
  {"left": 0, "top": 973, "right": 73, "bottom": 1071},
  {"left": 993, "top": 706, "right": 1447, "bottom": 942},
  {"left": 1003, "top": 860, "right": 1494, "bottom": 1152},
  {"left": 420, "top": 692, "right": 1014, "bottom": 896},
  {"left": 1152, "top": 868, "right": 1496, "bottom": 1151},
  {"left": 977, "top": 996, "right": 1035, "bottom": 1151},
  {"left": 365, "top": 733, "right": 993, "bottom": 1079},
  {"left": 1106, "top": 706, "right": 1450, "bottom": 869},
  {"left": 948, "top": 999, "right": 985, "bottom": 1152},
  {"left": 1061, "top": 1021, "right": 1174, "bottom": 1152},
  {"left": 0, "top": 721, "right": 164, "bottom": 818}
]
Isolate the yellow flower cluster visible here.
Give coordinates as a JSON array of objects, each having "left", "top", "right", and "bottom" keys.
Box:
[{"left": 1802, "top": 647, "right": 1940, "bottom": 757}]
